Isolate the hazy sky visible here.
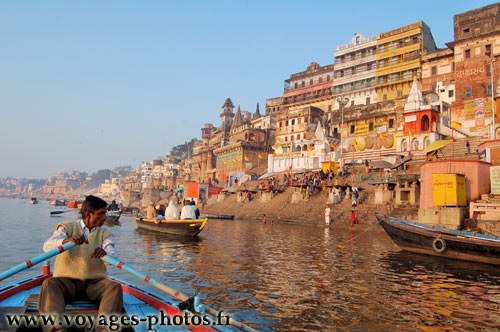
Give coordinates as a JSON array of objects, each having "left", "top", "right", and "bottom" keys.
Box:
[{"left": 0, "top": 0, "right": 493, "bottom": 178}]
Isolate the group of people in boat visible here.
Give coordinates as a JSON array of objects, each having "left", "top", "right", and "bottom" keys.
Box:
[{"left": 146, "top": 199, "right": 200, "bottom": 221}]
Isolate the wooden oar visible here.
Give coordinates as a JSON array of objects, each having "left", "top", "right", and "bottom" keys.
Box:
[
  {"left": 50, "top": 210, "right": 72, "bottom": 215},
  {"left": 0, "top": 242, "right": 75, "bottom": 282},
  {"left": 102, "top": 256, "right": 259, "bottom": 332}
]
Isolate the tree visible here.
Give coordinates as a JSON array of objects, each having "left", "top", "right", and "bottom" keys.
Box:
[
  {"left": 113, "top": 165, "right": 133, "bottom": 176},
  {"left": 169, "top": 138, "right": 198, "bottom": 162}
]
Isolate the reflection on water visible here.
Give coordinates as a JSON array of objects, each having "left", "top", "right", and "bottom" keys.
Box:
[{"left": 0, "top": 198, "right": 499, "bottom": 332}]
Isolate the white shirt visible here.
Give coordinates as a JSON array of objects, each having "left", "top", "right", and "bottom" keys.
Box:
[
  {"left": 43, "top": 219, "right": 116, "bottom": 257},
  {"left": 180, "top": 205, "right": 196, "bottom": 220}
]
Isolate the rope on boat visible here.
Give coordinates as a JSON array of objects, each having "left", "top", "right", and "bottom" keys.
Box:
[
  {"left": 102, "top": 256, "right": 259, "bottom": 332},
  {"left": 0, "top": 242, "right": 75, "bottom": 282}
]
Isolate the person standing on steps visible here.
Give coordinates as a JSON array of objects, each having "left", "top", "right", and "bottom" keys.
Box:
[
  {"left": 466, "top": 141, "right": 471, "bottom": 154},
  {"left": 351, "top": 210, "right": 357, "bottom": 227}
]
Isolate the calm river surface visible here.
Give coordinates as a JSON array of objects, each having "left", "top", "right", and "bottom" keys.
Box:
[{"left": 1, "top": 197, "right": 499, "bottom": 332}]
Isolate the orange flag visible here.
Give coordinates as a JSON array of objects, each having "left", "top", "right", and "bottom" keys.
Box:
[
  {"left": 379, "top": 133, "right": 388, "bottom": 140},
  {"left": 330, "top": 142, "right": 336, "bottom": 149},
  {"left": 222, "top": 160, "right": 227, "bottom": 164},
  {"left": 244, "top": 156, "right": 249, "bottom": 161},
  {"left": 307, "top": 145, "right": 313, "bottom": 151},
  {"left": 258, "top": 154, "right": 263, "bottom": 159},
  {"left": 409, "top": 129, "right": 414, "bottom": 137}
]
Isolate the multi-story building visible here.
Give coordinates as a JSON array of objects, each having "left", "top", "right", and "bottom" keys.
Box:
[
  {"left": 447, "top": 3, "right": 500, "bottom": 137},
  {"left": 376, "top": 21, "right": 437, "bottom": 102},
  {"left": 265, "top": 97, "right": 284, "bottom": 115},
  {"left": 214, "top": 105, "right": 268, "bottom": 185},
  {"left": 421, "top": 48, "right": 456, "bottom": 126},
  {"left": 283, "top": 62, "right": 335, "bottom": 110},
  {"left": 333, "top": 32, "right": 379, "bottom": 109}
]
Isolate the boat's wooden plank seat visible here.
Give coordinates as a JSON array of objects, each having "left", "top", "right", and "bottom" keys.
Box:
[{"left": 25, "top": 294, "right": 98, "bottom": 313}]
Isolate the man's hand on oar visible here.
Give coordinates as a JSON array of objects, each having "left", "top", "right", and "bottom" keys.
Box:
[
  {"left": 91, "top": 248, "right": 107, "bottom": 259},
  {"left": 63, "top": 234, "right": 88, "bottom": 245}
]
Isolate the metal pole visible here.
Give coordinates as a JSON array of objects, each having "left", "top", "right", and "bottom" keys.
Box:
[{"left": 491, "top": 59, "right": 496, "bottom": 140}]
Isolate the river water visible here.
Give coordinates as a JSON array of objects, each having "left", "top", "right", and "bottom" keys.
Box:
[{"left": 0, "top": 197, "right": 499, "bottom": 332}]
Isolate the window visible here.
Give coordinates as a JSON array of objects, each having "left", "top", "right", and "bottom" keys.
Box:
[
  {"left": 431, "top": 66, "right": 437, "bottom": 75},
  {"left": 351, "top": 100, "right": 354, "bottom": 106},
  {"left": 310, "top": 79, "right": 313, "bottom": 85},
  {"left": 319, "top": 77, "right": 322, "bottom": 83},
  {"left": 304, "top": 117, "right": 308, "bottom": 123},
  {"left": 297, "top": 134, "right": 300, "bottom": 140},
  {"left": 397, "top": 90, "right": 403, "bottom": 97},
  {"left": 369, "top": 122, "right": 374, "bottom": 132},
  {"left": 367, "top": 63, "right": 372, "bottom": 71},
  {"left": 294, "top": 83, "right": 298, "bottom": 89},
  {"left": 463, "top": 28, "right": 470, "bottom": 36},
  {"left": 486, "top": 44, "right": 492, "bottom": 56},
  {"left": 465, "top": 87, "right": 472, "bottom": 98},
  {"left": 302, "top": 81, "right": 305, "bottom": 87},
  {"left": 284, "top": 136, "right": 288, "bottom": 142},
  {"left": 383, "top": 94, "right": 387, "bottom": 101},
  {"left": 465, "top": 49, "right": 470, "bottom": 59},
  {"left": 366, "top": 97, "right": 371, "bottom": 105},
  {"left": 356, "top": 36, "right": 360, "bottom": 45},
  {"left": 421, "top": 115, "right": 429, "bottom": 131},
  {"left": 350, "top": 125, "right": 355, "bottom": 134},
  {"left": 448, "top": 90, "right": 454, "bottom": 98},
  {"left": 487, "top": 84, "right": 492, "bottom": 95},
  {"left": 298, "top": 118, "right": 301, "bottom": 124},
  {"left": 340, "top": 70, "right": 344, "bottom": 78},
  {"left": 291, "top": 135, "right": 294, "bottom": 141},
  {"left": 291, "top": 119, "right": 295, "bottom": 125},
  {"left": 327, "top": 75, "right": 330, "bottom": 81},
  {"left": 389, "top": 118, "right": 394, "bottom": 129},
  {"left": 279, "top": 122, "right": 283, "bottom": 128}
]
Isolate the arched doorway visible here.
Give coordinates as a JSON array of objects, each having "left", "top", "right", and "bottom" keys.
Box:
[
  {"left": 401, "top": 139, "right": 408, "bottom": 152},
  {"left": 423, "top": 136, "right": 431, "bottom": 149},
  {"left": 421, "top": 115, "right": 429, "bottom": 131},
  {"left": 412, "top": 138, "right": 419, "bottom": 151}
]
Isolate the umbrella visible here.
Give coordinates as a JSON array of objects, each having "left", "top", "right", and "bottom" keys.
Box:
[{"left": 422, "top": 140, "right": 452, "bottom": 155}]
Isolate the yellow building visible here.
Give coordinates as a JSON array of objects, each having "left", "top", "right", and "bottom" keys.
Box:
[{"left": 376, "top": 21, "right": 437, "bottom": 101}]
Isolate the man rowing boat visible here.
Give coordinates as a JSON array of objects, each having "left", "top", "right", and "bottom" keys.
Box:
[{"left": 38, "top": 195, "right": 123, "bottom": 332}]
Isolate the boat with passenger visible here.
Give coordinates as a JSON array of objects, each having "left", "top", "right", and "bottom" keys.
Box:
[{"left": 134, "top": 217, "right": 208, "bottom": 236}]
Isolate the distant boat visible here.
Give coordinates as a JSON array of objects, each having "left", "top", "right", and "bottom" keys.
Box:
[
  {"left": 376, "top": 214, "right": 500, "bottom": 266},
  {"left": 104, "top": 210, "right": 122, "bottom": 226},
  {"left": 28, "top": 197, "right": 38, "bottom": 205},
  {"left": 49, "top": 199, "right": 65, "bottom": 206},
  {"left": 66, "top": 200, "right": 82, "bottom": 208},
  {"left": 201, "top": 214, "right": 235, "bottom": 220},
  {"left": 135, "top": 217, "right": 207, "bottom": 236}
]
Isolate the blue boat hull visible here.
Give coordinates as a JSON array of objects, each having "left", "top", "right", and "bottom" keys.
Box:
[{"left": 376, "top": 214, "right": 500, "bottom": 266}]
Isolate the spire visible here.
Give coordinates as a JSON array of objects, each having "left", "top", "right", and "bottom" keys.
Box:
[
  {"left": 404, "top": 78, "right": 426, "bottom": 112},
  {"left": 222, "top": 98, "right": 234, "bottom": 109},
  {"left": 253, "top": 102, "right": 261, "bottom": 119},
  {"left": 231, "top": 106, "right": 243, "bottom": 131}
]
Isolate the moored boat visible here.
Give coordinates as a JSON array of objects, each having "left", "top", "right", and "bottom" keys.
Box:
[
  {"left": 135, "top": 217, "right": 208, "bottom": 236},
  {"left": 0, "top": 263, "right": 241, "bottom": 332},
  {"left": 376, "top": 214, "right": 500, "bottom": 265},
  {"left": 201, "top": 214, "right": 235, "bottom": 220}
]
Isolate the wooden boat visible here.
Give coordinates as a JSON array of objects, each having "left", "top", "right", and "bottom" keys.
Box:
[
  {"left": 66, "top": 200, "right": 82, "bottom": 209},
  {"left": 0, "top": 264, "right": 233, "bottom": 332},
  {"left": 201, "top": 214, "right": 235, "bottom": 220},
  {"left": 49, "top": 199, "right": 65, "bottom": 206},
  {"left": 105, "top": 210, "right": 122, "bottom": 226},
  {"left": 376, "top": 214, "right": 500, "bottom": 265},
  {"left": 28, "top": 198, "right": 38, "bottom": 205},
  {"left": 135, "top": 217, "right": 208, "bottom": 236}
]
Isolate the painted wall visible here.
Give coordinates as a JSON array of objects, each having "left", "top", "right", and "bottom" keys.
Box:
[{"left": 419, "top": 160, "right": 491, "bottom": 208}]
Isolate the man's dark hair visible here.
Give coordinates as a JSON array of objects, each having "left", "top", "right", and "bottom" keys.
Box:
[
  {"left": 190, "top": 200, "right": 196, "bottom": 205},
  {"left": 80, "top": 195, "right": 107, "bottom": 219}
]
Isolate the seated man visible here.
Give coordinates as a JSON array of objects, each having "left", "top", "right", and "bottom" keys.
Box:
[
  {"left": 180, "top": 200, "right": 196, "bottom": 220},
  {"left": 38, "top": 195, "right": 123, "bottom": 332}
]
